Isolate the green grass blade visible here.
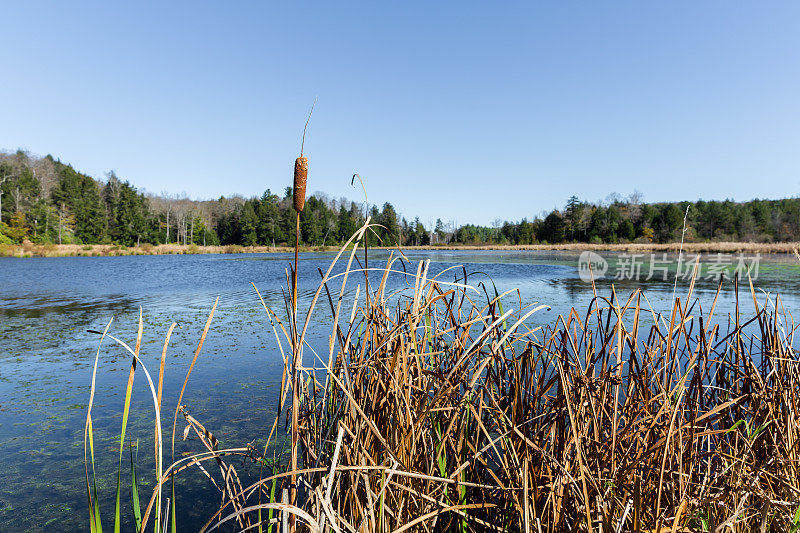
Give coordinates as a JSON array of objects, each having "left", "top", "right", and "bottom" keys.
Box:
[
  {"left": 115, "top": 308, "right": 141, "bottom": 533},
  {"left": 266, "top": 460, "right": 279, "bottom": 533},
  {"left": 170, "top": 480, "right": 176, "bottom": 533},
  {"left": 130, "top": 442, "right": 142, "bottom": 532},
  {"left": 89, "top": 418, "right": 103, "bottom": 533},
  {"left": 85, "top": 319, "right": 112, "bottom": 533}
]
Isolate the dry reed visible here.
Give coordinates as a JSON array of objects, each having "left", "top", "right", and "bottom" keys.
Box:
[
  {"left": 6, "top": 241, "right": 799, "bottom": 259},
  {"left": 85, "top": 219, "right": 800, "bottom": 532}
]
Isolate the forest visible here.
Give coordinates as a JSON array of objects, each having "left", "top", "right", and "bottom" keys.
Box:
[{"left": 2, "top": 149, "right": 799, "bottom": 248}]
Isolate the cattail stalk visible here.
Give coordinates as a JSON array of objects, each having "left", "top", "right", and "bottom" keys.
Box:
[
  {"left": 289, "top": 101, "right": 314, "bottom": 531},
  {"left": 292, "top": 157, "right": 307, "bottom": 314},
  {"left": 290, "top": 157, "right": 309, "bottom": 530}
]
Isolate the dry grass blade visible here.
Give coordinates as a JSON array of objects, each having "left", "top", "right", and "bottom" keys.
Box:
[{"left": 85, "top": 218, "right": 800, "bottom": 533}]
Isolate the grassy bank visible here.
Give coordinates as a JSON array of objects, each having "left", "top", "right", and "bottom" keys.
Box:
[
  {"left": 4, "top": 240, "right": 800, "bottom": 258},
  {"left": 83, "top": 223, "right": 800, "bottom": 532},
  {"left": 403, "top": 240, "right": 800, "bottom": 254},
  {"left": 0, "top": 242, "right": 338, "bottom": 258}
]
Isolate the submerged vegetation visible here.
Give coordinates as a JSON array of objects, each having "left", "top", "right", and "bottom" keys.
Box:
[{"left": 83, "top": 217, "right": 800, "bottom": 531}]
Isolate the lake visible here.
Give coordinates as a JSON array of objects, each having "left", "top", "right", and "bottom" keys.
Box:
[{"left": 1, "top": 249, "right": 798, "bottom": 531}]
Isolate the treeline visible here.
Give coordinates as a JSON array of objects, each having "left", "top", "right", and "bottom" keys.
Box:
[
  {"left": 459, "top": 194, "right": 800, "bottom": 245},
  {"left": 0, "top": 150, "right": 399, "bottom": 248},
  {"left": 2, "top": 149, "right": 800, "bottom": 248},
  {"left": 0, "top": 150, "right": 216, "bottom": 246}
]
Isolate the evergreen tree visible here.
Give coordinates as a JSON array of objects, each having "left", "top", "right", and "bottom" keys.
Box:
[
  {"left": 51, "top": 163, "right": 106, "bottom": 243},
  {"left": 300, "top": 197, "right": 323, "bottom": 245},
  {"left": 564, "top": 195, "right": 583, "bottom": 241},
  {"left": 240, "top": 202, "right": 258, "bottom": 246},
  {"left": 379, "top": 202, "right": 400, "bottom": 245},
  {"left": 540, "top": 212, "right": 566, "bottom": 243},
  {"left": 337, "top": 204, "right": 358, "bottom": 243}
]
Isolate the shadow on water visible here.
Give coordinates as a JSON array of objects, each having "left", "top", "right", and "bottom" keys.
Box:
[{"left": 0, "top": 295, "right": 140, "bottom": 319}]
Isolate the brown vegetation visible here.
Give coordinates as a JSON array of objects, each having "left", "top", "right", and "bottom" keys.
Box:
[
  {"left": 6, "top": 240, "right": 799, "bottom": 258},
  {"left": 405, "top": 240, "right": 800, "bottom": 254},
  {"left": 85, "top": 221, "right": 800, "bottom": 532},
  {"left": 0, "top": 242, "right": 318, "bottom": 257}
]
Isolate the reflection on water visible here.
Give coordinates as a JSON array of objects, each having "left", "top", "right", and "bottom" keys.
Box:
[{"left": 0, "top": 250, "right": 798, "bottom": 530}]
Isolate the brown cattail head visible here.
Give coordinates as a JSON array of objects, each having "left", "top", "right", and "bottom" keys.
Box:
[{"left": 293, "top": 157, "right": 308, "bottom": 212}]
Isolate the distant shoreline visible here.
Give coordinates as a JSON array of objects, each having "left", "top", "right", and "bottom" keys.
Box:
[
  {"left": 402, "top": 241, "right": 800, "bottom": 254},
  {"left": 2, "top": 241, "right": 798, "bottom": 258}
]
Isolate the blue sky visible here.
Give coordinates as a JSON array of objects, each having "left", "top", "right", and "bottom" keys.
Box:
[{"left": 2, "top": 1, "right": 799, "bottom": 225}]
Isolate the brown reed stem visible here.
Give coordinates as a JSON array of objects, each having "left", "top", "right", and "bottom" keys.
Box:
[
  {"left": 290, "top": 211, "right": 300, "bottom": 529},
  {"left": 293, "top": 212, "right": 300, "bottom": 313}
]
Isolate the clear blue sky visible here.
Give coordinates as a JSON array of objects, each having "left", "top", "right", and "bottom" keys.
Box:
[{"left": 2, "top": 1, "right": 799, "bottom": 226}]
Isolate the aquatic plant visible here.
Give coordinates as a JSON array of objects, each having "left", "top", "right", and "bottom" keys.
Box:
[
  {"left": 80, "top": 133, "right": 800, "bottom": 530},
  {"left": 83, "top": 218, "right": 800, "bottom": 531}
]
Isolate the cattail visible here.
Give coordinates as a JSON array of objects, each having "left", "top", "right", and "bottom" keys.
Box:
[{"left": 293, "top": 157, "right": 308, "bottom": 212}]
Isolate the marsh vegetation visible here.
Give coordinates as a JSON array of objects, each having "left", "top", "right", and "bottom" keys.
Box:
[{"left": 79, "top": 222, "right": 800, "bottom": 532}]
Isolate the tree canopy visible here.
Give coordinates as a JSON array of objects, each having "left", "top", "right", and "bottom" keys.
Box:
[{"left": 2, "top": 150, "right": 799, "bottom": 247}]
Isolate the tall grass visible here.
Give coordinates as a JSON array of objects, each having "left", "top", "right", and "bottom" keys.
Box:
[{"left": 85, "top": 221, "right": 800, "bottom": 532}]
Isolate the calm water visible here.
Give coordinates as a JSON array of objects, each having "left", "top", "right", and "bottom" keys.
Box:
[{"left": 1, "top": 250, "right": 798, "bottom": 531}]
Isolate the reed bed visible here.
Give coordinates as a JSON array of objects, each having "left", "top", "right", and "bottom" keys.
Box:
[
  {"left": 6, "top": 240, "right": 799, "bottom": 258},
  {"left": 84, "top": 221, "right": 800, "bottom": 532},
  {"left": 403, "top": 241, "right": 800, "bottom": 254},
  {"left": 0, "top": 242, "right": 310, "bottom": 257}
]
